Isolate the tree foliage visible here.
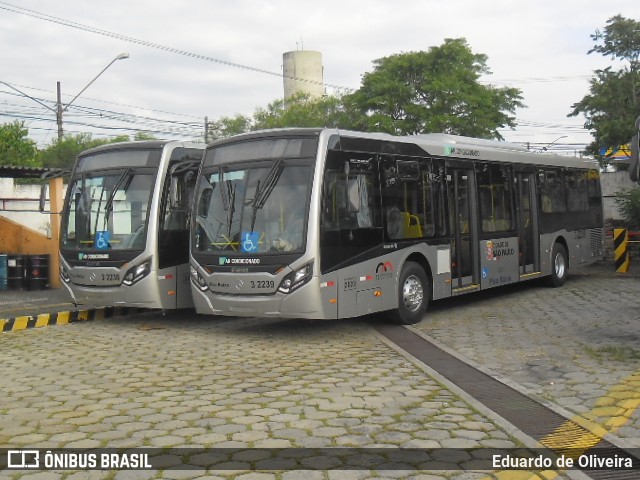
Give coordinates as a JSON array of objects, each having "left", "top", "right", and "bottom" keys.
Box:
[
  {"left": 206, "top": 39, "right": 522, "bottom": 141},
  {"left": 206, "top": 93, "right": 357, "bottom": 140},
  {"left": 37, "top": 132, "right": 158, "bottom": 169},
  {"left": 345, "top": 38, "right": 524, "bottom": 138},
  {"left": 570, "top": 15, "right": 640, "bottom": 162},
  {"left": 206, "top": 113, "right": 253, "bottom": 141},
  {"left": 37, "top": 133, "right": 110, "bottom": 169},
  {"left": 253, "top": 93, "right": 352, "bottom": 130},
  {"left": 614, "top": 187, "right": 640, "bottom": 228},
  {"left": 0, "top": 121, "right": 38, "bottom": 166}
]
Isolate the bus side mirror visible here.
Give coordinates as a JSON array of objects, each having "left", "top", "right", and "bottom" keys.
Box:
[{"left": 39, "top": 185, "right": 48, "bottom": 212}]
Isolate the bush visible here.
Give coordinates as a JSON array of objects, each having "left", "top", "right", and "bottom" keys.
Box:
[{"left": 614, "top": 187, "right": 640, "bottom": 228}]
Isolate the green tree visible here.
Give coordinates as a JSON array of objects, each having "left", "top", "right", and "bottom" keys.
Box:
[
  {"left": 36, "top": 133, "right": 155, "bottom": 169},
  {"left": 206, "top": 93, "right": 359, "bottom": 140},
  {"left": 614, "top": 187, "right": 640, "bottom": 228},
  {"left": 0, "top": 121, "right": 38, "bottom": 166},
  {"left": 345, "top": 38, "right": 524, "bottom": 138},
  {"left": 206, "top": 113, "right": 253, "bottom": 141},
  {"left": 132, "top": 132, "right": 158, "bottom": 141},
  {"left": 37, "top": 133, "right": 110, "bottom": 169},
  {"left": 253, "top": 93, "right": 353, "bottom": 130},
  {"left": 569, "top": 15, "right": 640, "bottom": 163}
]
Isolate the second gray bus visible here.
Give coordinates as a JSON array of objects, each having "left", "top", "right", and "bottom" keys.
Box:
[{"left": 59, "top": 140, "right": 204, "bottom": 310}]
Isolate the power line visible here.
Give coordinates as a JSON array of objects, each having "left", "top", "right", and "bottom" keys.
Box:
[
  {"left": 2, "top": 2, "right": 597, "bottom": 92},
  {"left": 0, "top": 2, "right": 598, "bottom": 147},
  {"left": 1, "top": 81, "right": 203, "bottom": 122},
  {"left": 1, "top": 81, "right": 206, "bottom": 142},
  {"left": 0, "top": 1, "right": 348, "bottom": 92}
]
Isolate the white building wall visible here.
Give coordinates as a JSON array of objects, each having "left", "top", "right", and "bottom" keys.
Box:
[
  {"left": 0, "top": 178, "right": 65, "bottom": 237},
  {"left": 600, "top": 171, "right": 637, "bottom": 222}
]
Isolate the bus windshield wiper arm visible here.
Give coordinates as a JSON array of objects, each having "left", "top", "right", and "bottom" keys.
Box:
[
  {"left": 250, "top": 159, "right": 284, "bottom": 232},
  {"left": 251, "top": 159, "right": 284, "bottom": 209},
  {"left": 104, "top": 168, "right": 133, "bottom": 222}
]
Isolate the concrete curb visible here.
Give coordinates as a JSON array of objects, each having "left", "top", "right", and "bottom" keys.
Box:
[{"left": 0, "top": 306, "right": 147, "bottom": 333}]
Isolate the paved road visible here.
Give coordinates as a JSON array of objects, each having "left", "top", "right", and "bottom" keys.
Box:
[
  {"left": 1, "top": 265, "right": 638, "bottom": 479},
  {"left": 414, "top": 268, "right": 640, "bottom": 449}
]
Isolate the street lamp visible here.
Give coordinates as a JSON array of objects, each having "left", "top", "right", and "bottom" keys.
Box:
[
  {"left": 56, "top": 52, "right": 129, "bottom": 140},
  {"left": 541, "top": 135, "right": 568, "bottom": 151}
]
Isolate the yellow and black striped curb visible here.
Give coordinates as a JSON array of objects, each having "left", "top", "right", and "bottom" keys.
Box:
[{"left": 0, "top": 306, "right": 146, "bottom": 333}]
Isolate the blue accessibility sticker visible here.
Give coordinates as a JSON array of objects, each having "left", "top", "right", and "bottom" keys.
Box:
[
  {"left": 94, "top": 230, "right": 111, "bottom": 249},
  {"left": 241, "top": 231, "right": 260, "bottom": 253}
]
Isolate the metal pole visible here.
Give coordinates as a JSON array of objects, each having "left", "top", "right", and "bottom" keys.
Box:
[
  {"left": 56, "top": 53, "right": 129, "bottom": 142},
  {"left": 56, "top": 81, "right": 63, "bottom": 141}
]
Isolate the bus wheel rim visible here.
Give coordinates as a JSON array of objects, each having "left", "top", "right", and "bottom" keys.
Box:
[
  {"left": 402, "top": 275, "right": 424, "bottom": 312},
  {"left": 554, "top": 252, "right": 566, "bottom": 278}
]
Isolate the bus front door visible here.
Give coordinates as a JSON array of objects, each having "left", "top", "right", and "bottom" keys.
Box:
[{"left": 448, "top": 168, "right": 479, "bottom": 292}]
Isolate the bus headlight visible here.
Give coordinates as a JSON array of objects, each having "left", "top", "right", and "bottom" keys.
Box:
[
  {"left": 123, "top": 260, "right": 151, "bottom": 286},
  {"left": 278, "top": 263, "right": 313, "bottom": 294},
  {"left": 190, "top": 265, "right": 209, "bottom": 291}
]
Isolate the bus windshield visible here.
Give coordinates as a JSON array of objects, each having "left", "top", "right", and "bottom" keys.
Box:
[
  {"left": 61, "top": 149, "right": 161, "bottom": 251},
  {"left": 192, "top": 137, "right": 317, "bottom": 255}
]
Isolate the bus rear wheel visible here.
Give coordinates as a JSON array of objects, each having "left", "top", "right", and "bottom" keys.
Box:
[
  {"left": 391, "top": 261, "right": 429, "bottom": 325},
  {"left": 547, "top": 243, "right": 568, "bottom": 288}
]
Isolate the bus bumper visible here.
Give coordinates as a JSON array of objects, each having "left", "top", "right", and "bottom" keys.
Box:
[
  {"left": 64, "top": 274, "right": 165, "bottom": 310},
  {"left": 191, "top": 278, "right": 330, "bottom": 319}
]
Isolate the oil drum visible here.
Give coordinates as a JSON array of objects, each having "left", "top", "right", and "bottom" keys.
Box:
[{"left": 27, "top": 255, "right": 49, "bottom": 290}]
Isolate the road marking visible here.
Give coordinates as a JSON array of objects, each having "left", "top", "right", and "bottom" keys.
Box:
[{"left": 484, "top": 370, "right": 640, "bottom": 479}]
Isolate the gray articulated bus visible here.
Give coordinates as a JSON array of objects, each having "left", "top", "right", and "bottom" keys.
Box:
[
  {"left": 189, "top": 128, "right": 603, "bottom": 324},
  {"left": 59, "top": 140, "right": 204, "bottom": 310}
]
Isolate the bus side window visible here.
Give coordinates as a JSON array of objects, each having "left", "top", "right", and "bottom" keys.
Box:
[
  {"left": 322, "top": 170, "right": 375, "bottom": 229},
  {"left": 587, "top": 169, "right": 601, "bottom": 206},
  {"left": 538, "top": 169, "right": 567, "bottom": 213},
  {"left": 565, "top": 170, "right": 588, "bottom": 212},
  {"left": 477, "top": 163, "right": 514, "bottom": 233},
  {"left": 382, "top": 157, "right": 440, "bottom": 240}
]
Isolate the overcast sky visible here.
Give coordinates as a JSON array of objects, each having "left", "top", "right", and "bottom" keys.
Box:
[{"left": 1, "top": 0, "right": 637, "bottom": 153}]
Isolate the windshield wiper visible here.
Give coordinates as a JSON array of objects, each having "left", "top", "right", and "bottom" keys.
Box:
[
  {"left": 103, "top": 168, "right": 134, "bottom": 229},
  {"left": 252, "top": 159, "right": 284, "bottom": 209},
  {"left": 250, "top": 159, "right": 284, "bottom": 232}
]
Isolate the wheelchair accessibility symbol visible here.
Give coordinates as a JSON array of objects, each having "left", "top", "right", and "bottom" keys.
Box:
[
  {"left": 94, "top": 230, "right": 111, "bottom": 250},
  {"left": 241, "top": 231, "right": 260, "bottom": 253}
]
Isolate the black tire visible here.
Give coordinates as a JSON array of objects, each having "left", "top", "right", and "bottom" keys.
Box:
[
  {"left": 390, "top": 261, "right": 429, "bottom": 325},
  {"left": 547, "top": 243, "right": 568, "bottom": 288}
]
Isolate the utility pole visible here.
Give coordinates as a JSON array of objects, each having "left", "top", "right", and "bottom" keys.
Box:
[
  {"left": 56, "top": 81, "right": 63, "bottom": 141},
  {"left": 55, "top": 53, "right": 129, "bottom": 141}
]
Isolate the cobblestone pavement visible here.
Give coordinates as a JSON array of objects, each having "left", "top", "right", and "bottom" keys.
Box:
[
  {"left": 1, "top": 265, "right": 638, "bottom": 479},
  {"left": 414, "top": 267, "right": 640, "bottom": 449},
  {"left": 1, "top": 313, "right": 575, "bottom": 479}
]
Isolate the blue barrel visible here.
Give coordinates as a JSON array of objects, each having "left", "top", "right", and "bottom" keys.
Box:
[{"left": 0, "top": 254, "right": 7, "bottom": 290}]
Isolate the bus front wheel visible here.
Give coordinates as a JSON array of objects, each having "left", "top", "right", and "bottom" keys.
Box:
[
  {"left": 391, "top": 262, "right": 429, "bottom": 325},
  {"left": 547, "top": 243, "right": 568, "bottom": 288}
]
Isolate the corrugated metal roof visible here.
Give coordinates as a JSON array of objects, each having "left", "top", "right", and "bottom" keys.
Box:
[{"left": 0, "top": 165, "right": 66, "bottom": 179}]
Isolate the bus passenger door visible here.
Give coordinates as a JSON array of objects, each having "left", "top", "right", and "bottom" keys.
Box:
[
  {"left": 516, "top": 171, "right": 540, "bottom": 275},
  {"left": 447, "top": 168, "right": 479, "bottom": 292}
]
